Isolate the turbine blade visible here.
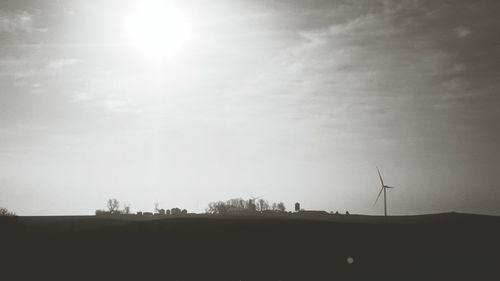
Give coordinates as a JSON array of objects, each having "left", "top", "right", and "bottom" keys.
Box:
[
  {"left": 377, "top": 166, "right": 384, "bottom": 187},
  {"left": 373, "top": 187, "right": 384, "bottom": 206},
  {"left": 247, "top": 193, "right": 257, "bottom": 200}
]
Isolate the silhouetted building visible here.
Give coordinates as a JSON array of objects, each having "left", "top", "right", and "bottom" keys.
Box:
[
  {"left": 248, "top": 199, "right": 257, "bottom": 211},
  {"left": 295, "top": 202, "right": 300, "bottom": 212},
  {"left": 136, "top": 211, "right": 143, "bottom": 215},
  {"left": 95, "top": 210, "right": 110, "bottom": 216},
  {"left": 143, "top": 212, "right": 153, "bottom": 216},
  {"left": 298, "top": 210, "right": 329, "bottom": 216},
  {"left": 171, "top": 208, "right": 181, "bottom": 215}
]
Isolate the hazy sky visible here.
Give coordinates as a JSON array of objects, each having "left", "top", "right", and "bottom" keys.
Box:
[{"left": 1, "top": 0, "right": 499, "bottom": 215}]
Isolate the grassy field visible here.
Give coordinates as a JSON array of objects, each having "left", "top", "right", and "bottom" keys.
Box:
[{"left": 1, "top": 212, "right": 499, "bottom": 280}]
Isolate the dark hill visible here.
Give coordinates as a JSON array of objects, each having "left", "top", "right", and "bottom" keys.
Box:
[{"left": 1, "top": 212, "right": 499, "bottom": 280}]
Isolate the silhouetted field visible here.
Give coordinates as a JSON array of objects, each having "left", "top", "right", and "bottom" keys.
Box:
[{"left": 1, "top": 212, "right": 499, "bottom": 280}]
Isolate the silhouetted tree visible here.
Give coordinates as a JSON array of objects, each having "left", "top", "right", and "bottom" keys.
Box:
[
  {"left": 207, "top": 197, "right": 286, "bottom": 214},
  {"left": 107, "top": 198, "right": 120, "bottom": 214},
  {"left": 0, "top": 207, "right": 16, "bottom": 216},
  {"left": 181, "top": 209, "right": 187, "bottom": 214},
  {"left": 257, "top": 199, "right": 269, "bottom": 212},
  {"left": 277, "top": 202, "right": 286, "bottom": 212},
  {"left": 206, "top": 201, "right": 229, "bottom": 214},
  {"left": 227, "top": 198, "right": 247, "bottom": 211},
  {"left": 154, "top": 202, "right": 160, "bottom": 213}
]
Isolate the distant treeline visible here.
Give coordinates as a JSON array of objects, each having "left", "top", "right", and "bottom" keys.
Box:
[
  {"left": 206, "top": 198, "right": 286, "bottom": 214},
  {"left": 95, "top": 199, "right": 188, "bottom": 216},
  {"left": 95, "top": 197, "right": 287, "bottom": 216}
]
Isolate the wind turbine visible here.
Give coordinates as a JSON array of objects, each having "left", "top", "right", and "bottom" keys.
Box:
[
  {"left": 373, "top": 167, "right": 395, "bottom": 216},
  {"left": 247, "top": 193, "right": 262, "bottom": 211},
  {"left": 247, "top": 193, "right": 262, "bottom": 201}
]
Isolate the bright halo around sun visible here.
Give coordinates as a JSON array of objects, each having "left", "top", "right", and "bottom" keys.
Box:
[{"left": 124, "top": 1, "right": 192, "bottom": 61}]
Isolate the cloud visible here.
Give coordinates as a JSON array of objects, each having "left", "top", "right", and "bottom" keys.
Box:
[
  {"left": 47, "top": 58, "right": 82, "bottom": 69},
  {"left": 34, "top": 27, "right": 48, "bottom": 33},
  {"left": 230, "top": 0, "right": 500, "bottom": 151},
  {"left": 70, "top": 90, "right": 137, "bottom": 113},
  {"left": 0, "top": 58, "right": 34, "bottom": 78},
  {"left": 72, "top": 92, "right": 94, "bottom": 102},
  {"left": 0, "top": 57, "right": 81, "bottom": 79},
  {"left": 0, "top": 57, "right": 26, "bottom": 67},
  {"left": 0, "top": 10, "right": 33, "bottom": 33}
]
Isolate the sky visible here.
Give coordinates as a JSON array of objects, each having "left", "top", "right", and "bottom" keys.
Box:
[{"left": 1, "top": 0, "right": 499, "bottom": 216}]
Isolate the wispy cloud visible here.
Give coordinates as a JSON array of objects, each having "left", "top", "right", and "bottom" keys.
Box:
[
  {"left": 34, "top": 27, "right": 48, "bottom": 33},
  {"left": 0, "top": 57, "right": 81, "bottom": 78},
  {"left": 47, "top": 58, "right": 82, "bottom": 69},
  {"left": 0, "top": 10, "right": 33, "bottom": 33},
  {"left": 71, "top": 92, "right": 94, "bottom": 102},
  {"left": 0, "top": 58, "right": 34, "bottom": 78}
]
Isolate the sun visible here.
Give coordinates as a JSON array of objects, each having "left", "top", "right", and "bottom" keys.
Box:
[{"left": 124, "top": 2, "right": 192, "bottom": 60}]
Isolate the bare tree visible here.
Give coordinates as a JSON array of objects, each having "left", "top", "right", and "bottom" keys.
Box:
[
  {"left": 272, "top": 203, "right": 278, "bottom": 211},
  {"left": 154, "top": 202, "right": 160, "bottom": 213},
  {"left": 0, "top": 207, "right": 16, "bottom": 216},
  {"left": 107, "top": 198, "right": 120, "bottom": 214},
  {"left": 227, "top": 198, "right": 246, "bottom": 211},
  {"left": 206, "top": 201, "right": 229, "bottom": 214},
  {"left": 277, "top": 202, "right": 286, "bottom": 212},
  {"left": 257, "top": 199, "right": 269, "bottom": 212}
]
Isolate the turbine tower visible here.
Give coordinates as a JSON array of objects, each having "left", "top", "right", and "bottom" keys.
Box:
[{"left": 374, "top": 167, "right": 395, "bottom": 216}]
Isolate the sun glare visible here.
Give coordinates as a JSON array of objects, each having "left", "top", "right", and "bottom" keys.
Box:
[{"left": 124, "top": 2, "right": 192, "bottom": 60}]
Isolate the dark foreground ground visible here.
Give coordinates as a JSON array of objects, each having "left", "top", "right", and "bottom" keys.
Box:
[{"left": 1, "top": 212, "right": 499, "bottom": 280}]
